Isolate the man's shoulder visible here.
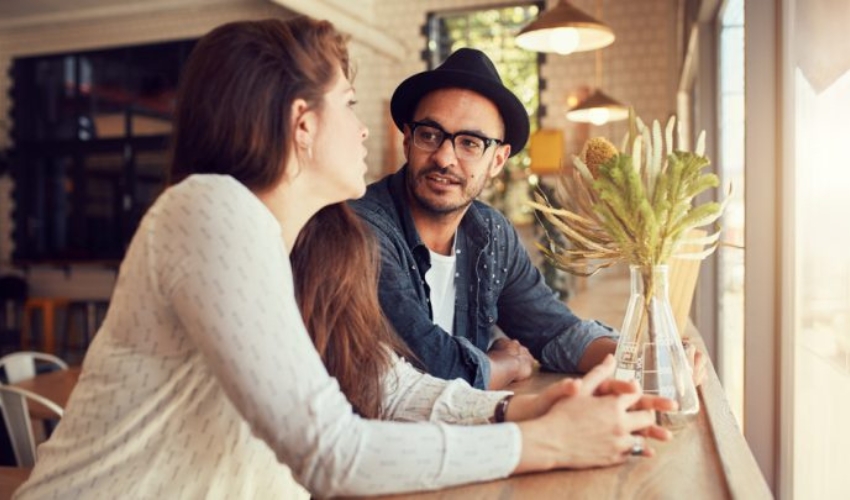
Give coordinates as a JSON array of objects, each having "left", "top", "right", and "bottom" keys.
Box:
[
  {"left": 349, "top": 174, "right": 405, "bottom": 240},
  {"left": 468, "top": 200, "right": 514, "bottom": 234},
  {"left": 350, "top": 175, "right": 394, "bottom": 217}
]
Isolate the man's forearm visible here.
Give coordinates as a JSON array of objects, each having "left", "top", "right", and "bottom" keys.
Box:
[{"left": 576, "top": 337, "right": 618, "bottom": 373}]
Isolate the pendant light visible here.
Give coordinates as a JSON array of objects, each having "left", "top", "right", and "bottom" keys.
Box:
[
  {"left": 516, "top": 0, "right": 615, "bottom": 55},
  {"left": 565, "top": 49, "right": 629, "bottom": 125},
  {"left": 565, "top": 1, "right": 628, "bottom": 125},
  {"left": 565, "top": 88, "right": 628, "bottom": 125}
]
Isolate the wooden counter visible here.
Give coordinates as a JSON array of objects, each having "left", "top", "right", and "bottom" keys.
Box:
[{"left": 374, "top": 270, "right": 772, "bottom": 499}]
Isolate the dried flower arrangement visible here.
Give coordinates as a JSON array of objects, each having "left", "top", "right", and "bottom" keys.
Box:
[
  {"left": 528, "top": 111, "right": 727, "bottom": 279},
  {"left": 529, "top": 111, "right": 729, "bottom": 425}
]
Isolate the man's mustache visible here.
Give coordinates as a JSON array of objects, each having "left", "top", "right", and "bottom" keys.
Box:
[{"left": 417, "top": 166, "right": 465, "bottom": 186}]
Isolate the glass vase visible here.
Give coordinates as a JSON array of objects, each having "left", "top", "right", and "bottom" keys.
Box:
[{"left": 614, "top": 265, "right": 699, "bottom": 428}]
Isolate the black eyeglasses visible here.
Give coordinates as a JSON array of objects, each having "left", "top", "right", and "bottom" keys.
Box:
[{"left": 408, "top": 121, "right": 503, "bottom": 161}]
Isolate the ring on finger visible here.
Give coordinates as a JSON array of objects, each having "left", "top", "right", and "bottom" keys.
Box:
[{"left": 630, "top": 436, "right": 644, "bottom": 456}]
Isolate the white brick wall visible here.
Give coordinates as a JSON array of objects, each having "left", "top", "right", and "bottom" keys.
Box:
[
  {"left": 0, "top": 0, "right": 679, "bottom": 297},
  {"left": 367, "top": 0, "right": 678, "bottom": 169}
]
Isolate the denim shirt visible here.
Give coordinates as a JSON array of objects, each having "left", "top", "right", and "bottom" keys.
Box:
[{"left": 350, "top": 166, "right": 617, "bottom": 389}]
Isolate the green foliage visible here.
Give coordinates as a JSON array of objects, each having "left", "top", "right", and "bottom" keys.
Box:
[
  {"left": 528, "top": 113, "right": 727, "bottom": 276},
  {"left": 434, "top": 3, "right": 541, "bottom": 205}
]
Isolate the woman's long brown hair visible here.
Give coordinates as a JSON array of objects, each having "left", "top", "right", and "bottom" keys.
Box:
[
  {"left": 291, "top": 204, "right": 412, "bottom": 418},
  {"left": 169, "top": 17, "right": 407, "bottom": 419}
]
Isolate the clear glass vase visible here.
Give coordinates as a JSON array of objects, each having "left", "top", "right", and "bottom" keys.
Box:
[{"left": 614, "top": 265, "right": 700, "bottom": 428}]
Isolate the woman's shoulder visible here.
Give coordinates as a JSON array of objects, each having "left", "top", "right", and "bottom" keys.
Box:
[
  {"left": 155, "top": 174, "right": 268, "bottom": 220},
  {"left": 145, "top": 174, "right": 280, "bottom": 245},
  {"left": 164, "top": 174, "right": 248, "bottom": 204}
]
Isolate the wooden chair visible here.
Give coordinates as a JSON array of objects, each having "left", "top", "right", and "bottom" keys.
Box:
[
  {"left": 21, "top": 298, "right": 71, "bottom": 355},
  {"left": 0, "top": 386, "right": 63, "bottom": 467}
]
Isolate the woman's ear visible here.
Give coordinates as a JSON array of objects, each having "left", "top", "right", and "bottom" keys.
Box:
[{"left": 290, "top": 98, "right": 317, "bottom": 150}]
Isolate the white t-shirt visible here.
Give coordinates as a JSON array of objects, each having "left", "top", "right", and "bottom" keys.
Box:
[
  {"left": 425, "top": 246, "right": 457, "bottom": 334},
  {"left": 15, "top": 175, "right": 520, "bottom": 499}
]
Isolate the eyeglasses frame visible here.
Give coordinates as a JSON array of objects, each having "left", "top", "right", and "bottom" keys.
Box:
[{"left": 408, "top": 120, "right": 504, "bottom": 161}]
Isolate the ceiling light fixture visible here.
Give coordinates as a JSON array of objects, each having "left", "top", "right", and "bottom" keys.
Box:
[
  {"left": 516, "top": 0, "right": 615, "bottom": 55},
  {"left": 566, "top": 88, "right": 629, "bottom": 125},
  {"left": 564, "top": 1, "right": 628, "bottom": 125}
]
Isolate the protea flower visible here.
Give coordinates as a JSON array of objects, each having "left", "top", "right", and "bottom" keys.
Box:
[{"left": 527, "top": 109, "right": 727, "bottom": 277}]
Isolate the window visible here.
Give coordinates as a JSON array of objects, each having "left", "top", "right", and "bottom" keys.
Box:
[
  {"left": 789, "top": 1, "right": 850, "bottom": 496},
  {"left": 716, "top": 0, "right": 745, "bottom": 426},
  {"left": 9, "top": 40, "right": 194, "bottom": 263},
  {"left": 426, "top": 3, "right": 541, "bottom": 128},
  {"left": 425, "top": 2, "right": 541, "bottom": 219}
]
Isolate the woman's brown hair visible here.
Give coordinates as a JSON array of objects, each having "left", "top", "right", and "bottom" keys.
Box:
[
  {"left": 169, "top": 17, "right": 407, "bottom": 418},
  {"left": 291, "top": 204, "right": 413, "bottom": 418},
  {"left": 170, "top": 16, "right": 348, "bottom": 189}
]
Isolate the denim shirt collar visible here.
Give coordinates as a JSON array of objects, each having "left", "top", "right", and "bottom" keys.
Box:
[
  {"left": 386, "top": 165, "right": 490, "bottom": 264},
  {"left": 387, "top": 167, "right": 429, "bottom": 271}
]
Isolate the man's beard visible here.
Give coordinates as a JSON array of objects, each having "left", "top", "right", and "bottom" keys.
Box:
[{"left": 406, "top": 164, "right": 487, "bottom": 216}]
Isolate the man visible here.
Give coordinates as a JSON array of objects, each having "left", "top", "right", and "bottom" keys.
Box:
[{"left": 350, "top": 48, "right": 619, "bottom": 390}]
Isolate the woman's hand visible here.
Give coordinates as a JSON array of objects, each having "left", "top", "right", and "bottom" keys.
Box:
[
  {"left": 590, "top": 377, "right": 677, "bottom": 453},
  {"left": 503, "top": 378, "right": 581, "bottom": 423},
  {"left": 505, "top": 359, "right": 677, "bottom": 424},
  {"left": 513, "top": 355, "right": 676, "bottom": 474}
]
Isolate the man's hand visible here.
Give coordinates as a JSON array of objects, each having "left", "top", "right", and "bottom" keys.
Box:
[
  {"left": 487, "top": 338, "right": 535, "bottom": 390},
  {"left": 683, "top": 339, "right": 707, "bottom": 386}
]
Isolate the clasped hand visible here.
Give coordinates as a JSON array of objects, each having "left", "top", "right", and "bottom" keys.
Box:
[{"left": 512, "top": 355, "right": 677, "bottom": 472}]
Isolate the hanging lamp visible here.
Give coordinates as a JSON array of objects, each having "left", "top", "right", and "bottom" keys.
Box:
[
  {"left": 516, "top": 0, "right": 615, "bottom": 55},
  {"left": 565, "top": 1, "right": 628, "bottom": 125},
  {"left": 566, "top": 88, "right": 629, "bottom": 125}
]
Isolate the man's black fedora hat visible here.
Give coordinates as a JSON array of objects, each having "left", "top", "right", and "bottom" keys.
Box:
[{"left": 390, "top": 48, "right": 530, "bottom": 157}]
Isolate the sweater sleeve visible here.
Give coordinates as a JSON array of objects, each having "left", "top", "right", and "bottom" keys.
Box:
[
  {"left": 381, "top": 352, "right": 511, "bottom": 424},
  {"left": 157, "top": 176, "right": 521, "bottom": 497}
]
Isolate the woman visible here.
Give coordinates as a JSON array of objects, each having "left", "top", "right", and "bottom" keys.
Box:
[{"left": 15, "top": 17, "right": 673, "bottom": 498}]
